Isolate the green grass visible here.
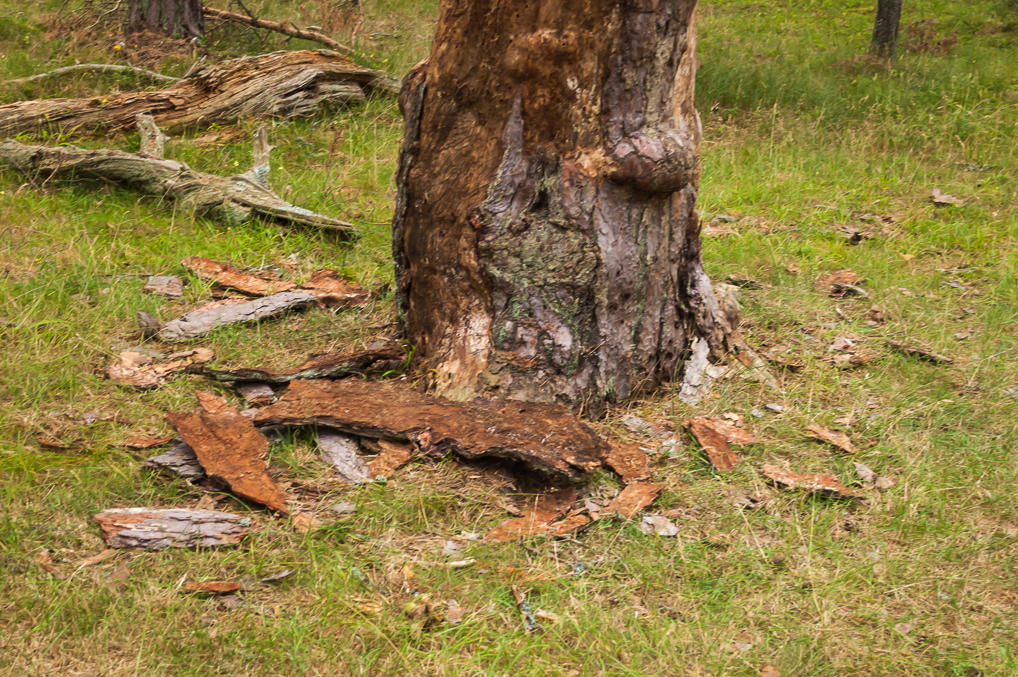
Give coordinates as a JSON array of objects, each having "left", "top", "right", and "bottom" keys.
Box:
[{"left": 2, "top": 0, "right": 1017, "bottom": 674}]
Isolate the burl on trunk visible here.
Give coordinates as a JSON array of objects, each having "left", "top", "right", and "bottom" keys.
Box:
[{"left": 393, "top": 0, "right": 734, "bottom": 413}]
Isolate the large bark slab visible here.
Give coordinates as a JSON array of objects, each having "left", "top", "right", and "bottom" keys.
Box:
[
  {"left": 93, "top": 508, "right": 251, "bottom": 550},
  {"left": 0, "top": 50, "right": 394, "bottom": 139},
  {"left": 392, "top": 0, "right": 734, "bottom": 411},
  {"left": 253, "top": 379, "right": 608, "bottom": 480}
]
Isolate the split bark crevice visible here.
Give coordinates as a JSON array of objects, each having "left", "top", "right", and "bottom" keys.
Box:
[
  {"left": 0, "top": 50, "right": 396, "bottom": 139},
  {"left": 393, "top": 0, "right": 734, "bottom": 413}
]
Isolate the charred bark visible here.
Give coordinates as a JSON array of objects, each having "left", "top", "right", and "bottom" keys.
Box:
[
  {"left": 392, "top": 0, "right": 734, "bottom": 413},
  {"left": 870, "top": 0, "right": 903, "bottom": 59},
  {"left": 128, "top": 0, "right": 205, "bottom": 39}
]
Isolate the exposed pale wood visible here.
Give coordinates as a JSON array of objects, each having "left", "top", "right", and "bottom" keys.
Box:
[
  {"left": 0, "top": 50, "right": 394, "bottom": 139},
  {"left": 158, "top": 292, "right": 318, "bottom": 341},
  {"left": 136, "top": 113, "right": 168, "bottom": 158},
  {"left": 2, "top": 63, "right": 180, "bottom": 87}
]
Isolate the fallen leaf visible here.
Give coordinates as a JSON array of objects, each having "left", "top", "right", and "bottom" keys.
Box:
[
  {"left": 143, "top": 275, "right": 184, "bottom": 297},
  {"left": 761, "top": 464, "right": 864, "bottom": 499},
  {"left": 182, "top": 256, "right": 295, "bottom": 296},
  {"left": 167, "top": 392, "right": 289, "bottom": 514},
  {"left": 93, "top": 508, "right": 251, "bottom": 550},
  {"left": 182, "top": 580, "right": 243, "bottom": 594},
  {"left": 806, "top": 425, "right": 855, "bottom": 453},
  {"left": 607, "top": 482, "right": 663, "bottom": 518}
]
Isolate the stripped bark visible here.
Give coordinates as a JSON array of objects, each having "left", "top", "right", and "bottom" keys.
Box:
[
  {"left": 0, "top": 130, "right": 355, "bottom": 235},
  {"left": 393, "top": 0, "right": 733, "bottom": 411},
  {"left": 0, "top": 50, "right": 394, "bottom": 139}
]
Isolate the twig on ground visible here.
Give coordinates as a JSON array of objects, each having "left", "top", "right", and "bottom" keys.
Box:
[{"left": 2, "top": 63, "right": 180, "bottom": 87}]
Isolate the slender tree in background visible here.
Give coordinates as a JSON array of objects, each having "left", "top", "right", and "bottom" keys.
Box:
[
  {"left": 871, "top": 0, "right": 903, "bottom": 58},
  {"left": 392, "top": 0, "right": 735, "bottom": 413},
  {"left": 127, "top": 0, "right": 204, "bottom": 39}
]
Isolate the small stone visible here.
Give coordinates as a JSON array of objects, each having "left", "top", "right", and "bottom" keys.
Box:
[
  {"left": 764, "top": 403, "right": 785, "bottom": 413},
  {"left": 750, "top": 408, "right": 764, "bottom": 418},
  {"left": 330, "top": 501, "right": 356, "bottom": 515}
]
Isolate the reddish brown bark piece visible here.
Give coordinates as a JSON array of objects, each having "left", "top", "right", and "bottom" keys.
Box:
[
  {"left": 300, "top": 269, "right": 371, "bottom": 309},
  {"left": 123, "top": 435, "right": 174, "bottom": 450},
  {"left": 107, "top": 348, "right": 214, "bottom": 389},
  {"left": 201, "top": 346, "right": 405, "bottom": 385},
  {"left": 684, "top": 417, "right": 757, "bottom": 472},
  {"left": 367, "top": 439, "right": 415, "bottom": 479},
  {"left": 487, "top": 488, "right": 586, "bottom": 542},
  {"left": 183, "top": 580, "right": 243, "bottom": 594},
  {"left": 93, "top": 508, "right": 251, "bottom": 550},
  {"left": 143, "top": 275, "right": 184, "bottom": 297},
  {"left": 607, "top": 483, "right": 663, "bottom": 519},
  {"left": 36, "top": 436, "right": 74, "bottom": 451},
  {"left": 167, "top": 391, "right": 289, "bottom": 514},
  {"left": 819, "top": 269, "right": 865, "bottom": 290},
  {"left": 254, "top": 379, "right": 608, "bottom": 480},
  {"left": 761, "top": 464, "right": 865, "bottom": 499},
  {"left": 603, "top": 441, "right": 651, "bottom": 484},
  {"left": 181, "top": 256, "right": 295, "bottom": 296},
  {"left": 806, "top": 425, "right": 855, "bottom": 454}
]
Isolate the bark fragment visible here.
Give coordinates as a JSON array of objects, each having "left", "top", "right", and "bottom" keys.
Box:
[
  {"left": 200, "top": 346, "right": 406, "bottom": 385},
  {"left": 683, "top": 417, "right": 757, "bottom": 472},
  {"left": 123, "top": 435, "right": 174, "bottom": 449},
  {"left": 158, "top": 292, "right": 317, "bottom": 341},
  {"left": 0, "top": 50, "right": 394, "bottom": 138},
  {"left": 367, "top": 439, "right": 415, "bottom": 479},
  {"left": 487, "top": 488, "right": 585, "bottom": 542},
  {"left": 181, "top": 256, "right": 296, "bottom": 296},
  {"left": 107, "top": 347, "right": 214, "bottom": 389},
  {"left": 603, "top": 442, "right": 650, "bottom": 484},
  {"left": 886, "top": 340, "right": 953, "bottom": 365},
  {"left": 93, "top": 508, "right": 251, "bottom": 549},
  {"left": 607, "top": 483, "right": 664, "bottom": 519},
  {"left": 317, "top": 430, "right": 372, "bottom": 484},
  {"left": 253, "top": 379, "right": 608, "bottom": 480},
  {"left": 166, "top": 392, "right": 289, "bottom": 513},
  {"left": 145, "top": 441, "right": 206, "bottom": 480},
  {"left": 761, "top": 464, "right": 865, "bottom": 499},
  {"left": 299, "top": 269, "right": 371, "bottom": 309},
  {"left": 143, "top": 275, "right": 184, "bottom": 297},
  {"left": 806, "top": 425, "right": 855, "bottom": 454}
]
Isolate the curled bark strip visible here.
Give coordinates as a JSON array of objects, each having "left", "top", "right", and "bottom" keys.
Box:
[
  {"left": 0, "top": 50, "right": 393, "bottom": 139},
  {"left": 2, "top": 63, "right": 180, "bottom": 87}
]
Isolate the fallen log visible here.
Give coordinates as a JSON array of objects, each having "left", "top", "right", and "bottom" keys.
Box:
[
  {"left": 253, "top": 379, "right": 609, "bottom": 480},
  {"left": 0, "top": 119, "right": 355, "bottom": 235},
  {"left": 0, "top": 49, "right": 395, "bottom": 139},
  {"left": 203, "top": 7, "right": 361, "bottom": 61}
]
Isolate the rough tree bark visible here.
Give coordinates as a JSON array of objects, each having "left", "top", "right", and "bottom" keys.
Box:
[
  {"left": 128, "top": 0, "right": 205, "bottom": 39},
  {"left": 870, "top": 0, "right": 903, "bottom": 59},
  {"left": 392, "top": 0, "right": 735, "bottom": 413}
]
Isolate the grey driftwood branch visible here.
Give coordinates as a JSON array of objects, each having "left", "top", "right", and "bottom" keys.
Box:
[
  {"left": 0, "top": 115, "right": 356, "bottom": 237},
  {"left": 2, "top": 63, "right": 181, "bottom": 87}
]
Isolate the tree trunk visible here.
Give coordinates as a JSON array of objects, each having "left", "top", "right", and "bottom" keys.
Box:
[
  {"left": 870, "top": 0, "right": 903, "bottom": 59},
  {"left": 392, "top": 0, "right": 734, "bottom": 413},
  {"left": 128, "top": 0, "right": 205, "bottom": 39}
]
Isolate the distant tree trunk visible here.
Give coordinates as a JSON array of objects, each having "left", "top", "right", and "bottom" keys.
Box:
[
  {"left": 392, "top": 0, "right": 734, "bottom": 413},
  {"left": 127, "top": 0, "right": 204, "bottom": 39},
  {"left": 870, "top": 0, "right": 903, "bottom": 58}
]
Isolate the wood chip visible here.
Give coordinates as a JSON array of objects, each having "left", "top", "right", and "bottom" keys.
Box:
[
  {"left": 107, "top": 348, "right": 214, "bottom": 389},
  {"left": 93, "top": 508, "right": 251, "bottom": 550},
  {"left": 254, "top": 379, "right": 608, "bottom": 480},
  {"left": 143, "top": 275, "right": 184, "bottom": 297},
  {"left": 603, "top": 441, "right": 650, "bottom": 483},
  {"left": 235, "top": 381, "right": 276, "bottom": 406},
  {"left": 806, "top": 424, "right": 855, "bottom": 453},
  {"left": 760, "top": 464, "right": 864, "bottom": 499},
  {"left": 158, "top": 292, "right": 316, "bottom": 341},
  {"left": 181, "top": 256, "right": 296, "bottom": 296},
  {"left": 317, "top": 430, "right": 372, "bottom": 484},
  {"left": 683, "top": 417, "right": 757, "bottom": 472},
  {"left": 606, "top": 482, "right": 663, "bottom": 518},
  {"left": 167, "top": 391, "right": 289, "bottom": 513},
  {"left": 145, "top": 441, "right": 206, "bottom": 480}
]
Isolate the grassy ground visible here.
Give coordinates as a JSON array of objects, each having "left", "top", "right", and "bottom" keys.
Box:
[{"left": 2, "top": 0, "right": 1017, "bottom": 674}]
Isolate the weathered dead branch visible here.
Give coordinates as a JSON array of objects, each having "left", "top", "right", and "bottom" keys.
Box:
[
  {"left": 2, "top": 63, "right": 181, "bottom": 87},
  {"left": 0, "top": 50, "right": 395, "bottom": 139},
  {"left": 0, "top": 122, "right": 355, "bottom": 235},
  {"left": 203, "top": 7, "right": 362, "bottom": 61}
]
